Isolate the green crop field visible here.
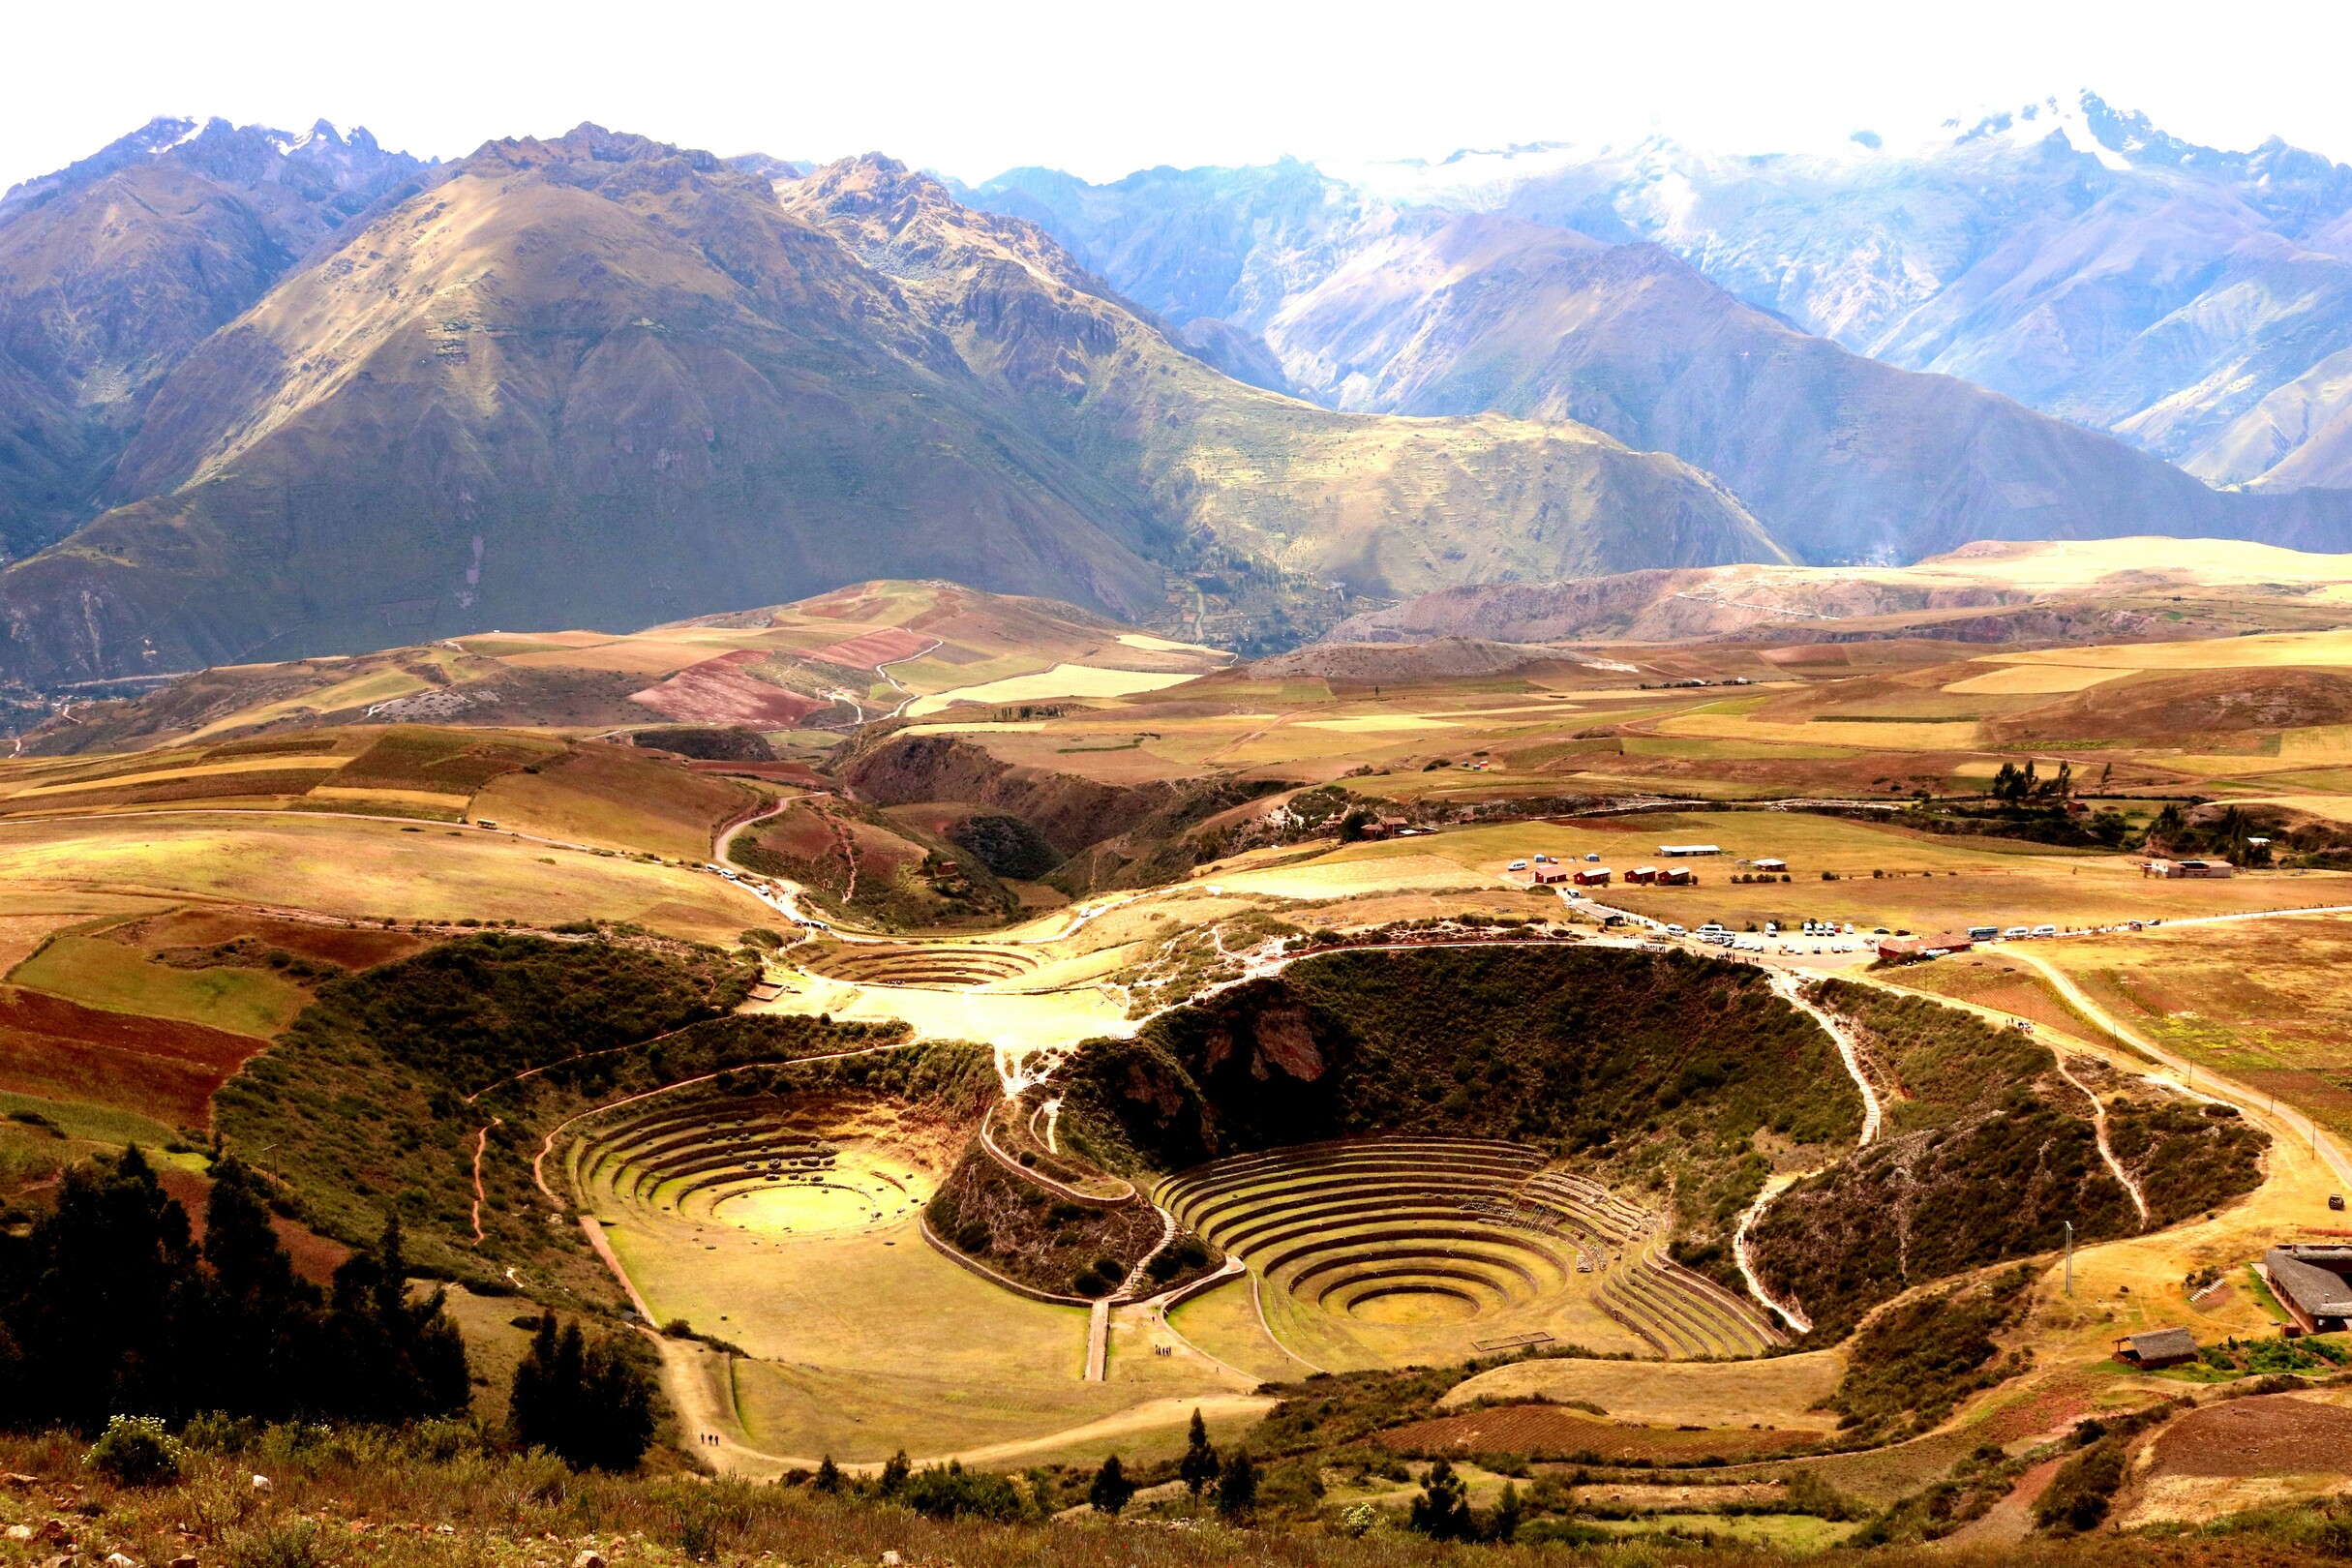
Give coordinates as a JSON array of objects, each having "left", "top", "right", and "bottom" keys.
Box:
[{"left": 11, "top": 933, "right": 310, "bottom": 1037}]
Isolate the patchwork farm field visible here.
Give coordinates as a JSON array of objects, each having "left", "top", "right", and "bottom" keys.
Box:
[
  {"left": 11, "top": 931, "right": 311, "bottom": 1037},
  {"left": 13, "top": 556, "right": 2352, "bottom": 1547},
  {"left": 0, "top": 983, "right": 261, "bottom": 1129}
]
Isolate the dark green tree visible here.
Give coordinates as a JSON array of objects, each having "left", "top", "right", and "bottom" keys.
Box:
[
  {"left": 507, "top": 1313, "right": 653, "bottom": 1471},
  {"left": 326, "top": 1216, "right": 470, "bottom": 1424},
  {"left": 1088, "top": 1453, "right": 1134, "bottom": 1515},
  {"left": 1178, "top": 1408, "right": 1220, "bottom": 1498},
  {"left": 0, "top": 1145, "right": 200, "bottom": 1428},
  {"left": 1409, "top": 1458, "right": 1475, "bottom": 1540},
  {"left": 879, "top": 1449, "right": 912, "bottom": 1495},
  {"left": 813, "top": 1456, "right": 844, "bottom": 1493},
  {"left": 1490, "top": 1481, "right": 1523, "bottom": 1542},
  {"left": 1216, "top": 1449, "right": 1257, "bottom": 1519},
  {"left": 199, "top": 1156, "right": 317, "bottom": 1416}
]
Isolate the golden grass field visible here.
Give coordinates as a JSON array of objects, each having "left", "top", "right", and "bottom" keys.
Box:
[
  {"left": 905, "top": 664, "right": 1203, "bottom": 717},
  {"left": 0, "top": 814, "right": 758, "bottom": 942},
  {"left": 2023, "top": 915, "right": 2352, "bottom": 1149}
]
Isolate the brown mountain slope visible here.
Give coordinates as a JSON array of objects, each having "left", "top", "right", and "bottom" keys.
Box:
[
  {"left": 0, "top": 129, "right": 1179, "bottom": 685},
  {"left": 0, "top": 118, "right": 425, "bottom": 561},
  {"left": 0, "top": 134, "right": 1780, "bottom": 685},
  {"left": 1264, "top": 214, "right": 2352, "bottom": 565},
  {"left": 774, "top": 157, "right": 1779, "bottom": 623}
]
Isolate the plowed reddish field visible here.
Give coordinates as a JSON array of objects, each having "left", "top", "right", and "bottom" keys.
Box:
[
  {"left": 806, "top": 627, "right": 932, "bottom": 668},
  {"left": 1378, "top": 1404, "right": 1810, "bottom": 1462},
  {"left": 630, "top": 650, "right": 832, "bottom": 726},
  {"left": 0, "top": 985, "right": 262, "bottom": 1130},
  {"left": 2148, "top": 1394, "right": 2352, "bottom": 1477}
]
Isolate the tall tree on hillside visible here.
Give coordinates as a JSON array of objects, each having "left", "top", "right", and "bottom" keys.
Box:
[
  {"left": 1179, "top": 1408, "right": 1220, "bottom": 1499},
  {"left": 508, "top": 1312, "right": 655, "bottom": 1471},
  {"left": 1409, "top": 1458, "right": 1475, "bottom": 1541},
  {"left": 1217, "top": 1449, "right": 1258, "bottom": 1519},
  {"left": 1088, "top": 1454, "right": 1134, "bottom": 1515},
  {"left": 198, "top": 1155, "right": 319, "bottom": 1417},
  {"left": 324, "top": 1216, "right": 471, "bottom": 1423},
  {"left": 0, "top": 1146, "right": 201, "bottom": 1428}
]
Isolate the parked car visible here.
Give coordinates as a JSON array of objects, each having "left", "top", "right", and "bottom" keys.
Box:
[
  {"left": 1967, "top": 925, "right": 1999, "bottom": 941},
  {"left": 1534, "top": 854, "right": 1553, "bottom": 864},
  {"left": 1665, "top": 923, "right": 1686, "bottom": 936},
  {"left": 1508, "top": 859, "right": 1529, "bottom": 871},
  {"left": 2032, "top": 923, "right": 2058, "bottom": 938},
  {"left": 2003, "top": 925, "right": 2031, "bottom": 940}
]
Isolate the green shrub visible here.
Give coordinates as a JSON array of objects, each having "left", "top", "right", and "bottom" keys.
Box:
[
  {"left": 899, "top": 1460, "right": 1029, "bottom": 1521},
  {"left": 1825, "top": 1267, "right": 2035, "bottom": 1440},
  {"left": 2035, "top": 1437, "right": 2129, "bottom": 1533},
  {"left": 85, "top": 1414, "right": 183, "bottom": 1486}
]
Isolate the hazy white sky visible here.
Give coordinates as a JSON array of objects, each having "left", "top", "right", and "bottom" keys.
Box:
[{"left": 8, "top": 0, "right": 2352, "bottom": 192}]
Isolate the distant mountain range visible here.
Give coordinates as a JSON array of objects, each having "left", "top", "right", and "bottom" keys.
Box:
[
  {"left": 12, "top": 97, "right": 2352, "bottom": 687},
  {"left": 968, "top": 92, "right": 2352, "bottom": 493},
  {"left": 0, "top": 125, "right": 1765, "bottom": 684}
]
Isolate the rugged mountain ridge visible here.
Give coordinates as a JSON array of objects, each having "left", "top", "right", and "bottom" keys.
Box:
[
  {"left": 774, "top": 158, "right": 1776, "bottom": 604},
  {"left": 0, "top": 116, "right": 427, "bottom": 561},
  {"left": 0, "top": 130, "right": 1778, "bottom": 685},
  {"left": 970, "top": 94, "right": 2352, "bottom": 497},
  {"left": 1257, "top": 214, "right": 2352, "bottom": 563}
]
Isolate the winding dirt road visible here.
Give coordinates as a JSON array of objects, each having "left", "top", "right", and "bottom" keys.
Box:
[{"left": 2005, "top": 947, "right": 2352, "bottom": 1191}]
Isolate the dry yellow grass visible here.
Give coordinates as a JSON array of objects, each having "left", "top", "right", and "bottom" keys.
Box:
[
  {"left": 1295, "top": 714, "right": 1465, "bottom": 733},
  {"left": 1656, "top": 710, "right": 1985, "bottom": 750},
  {"left": 0, "top": 754, "right": 348, "bottom": 800},
  {"left": 1207, "top": 853, "right": 1492, "bottom": 900},
  {"left": 1439, "top": 1351, "right": 1846, "bottom": 1432},
  {"left": 1940, "top": 665, "right": 2131, "bottom": 695},
  {"left": 905, "top": 664, "right": 1201, "bottom": 717},
  {"left": 756, "top": 975, "right": 1131, "bottom": 1053},
  {"left": 0, "top": 814, "right": 755, "bottom": 941},
  {"left": 1982, "top": 627, "right": 2352, "bottom": 671}
]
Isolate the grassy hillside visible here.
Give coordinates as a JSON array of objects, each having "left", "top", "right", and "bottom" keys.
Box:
[{"left": 1744, "top": 982, "right": 2268, "bottom": 1342}]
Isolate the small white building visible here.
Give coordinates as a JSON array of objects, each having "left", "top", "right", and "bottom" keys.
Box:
[{"left": 1658, "top": 844, "right": 1721, "bottom": 858}]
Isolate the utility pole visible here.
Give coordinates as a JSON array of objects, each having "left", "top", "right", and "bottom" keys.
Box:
[{"left": 2064, "top": 1221, "right": 2074, "bottom": 1297}]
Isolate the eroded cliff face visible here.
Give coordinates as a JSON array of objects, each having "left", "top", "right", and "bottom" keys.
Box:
[{"left": 832, "top": 729, "right": 1283, "bottom": 896}]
